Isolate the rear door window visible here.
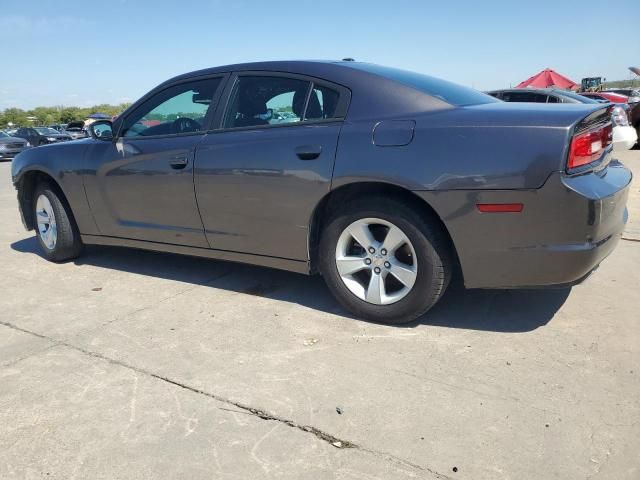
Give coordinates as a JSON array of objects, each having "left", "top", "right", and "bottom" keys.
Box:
[
  {"left": 223, "top": 76, "right": 311, "bottom": 128},
  {"left": 305, "top": 85, "right": 340, "bottom": 120}
]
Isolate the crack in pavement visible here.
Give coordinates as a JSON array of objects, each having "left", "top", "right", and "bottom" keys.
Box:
[
  {"left": 0, "top": 320, "right": 451, "bottom": 480},
  {"left": 0, "top": 343, "right": 58, "bottom": 368}
]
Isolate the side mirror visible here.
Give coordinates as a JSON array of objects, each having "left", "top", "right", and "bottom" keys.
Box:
[{"left": 88, "top": 120, "right": 114, "bottom": 140}]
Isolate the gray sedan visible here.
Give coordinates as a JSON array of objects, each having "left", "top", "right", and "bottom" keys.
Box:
[
  {"left": 0, "top": 130, "right": 29, "bottom": 160},
  {"left": 10, "top": 61, "right": 631, "bottom": 324}
]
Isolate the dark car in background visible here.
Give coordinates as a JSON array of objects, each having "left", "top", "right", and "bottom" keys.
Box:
[
  {"left": 489, "top": 88, "right": 638, "bottom": 149},
  {"left": 11, "top": 61, "right": 631, "bottom": 324},
  {"left": 488, "top": 88, "right": 597, "bottom": 104},
  {"left": 0, "top": 130, "right": 30, "bottom": 160},
  {"left": 12, "top": 127, "right": 72, "bottom": 146}
]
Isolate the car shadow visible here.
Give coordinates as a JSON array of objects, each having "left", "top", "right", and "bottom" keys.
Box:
[{"left": 11, "top": 236, "right": 570, "bottom": 333}]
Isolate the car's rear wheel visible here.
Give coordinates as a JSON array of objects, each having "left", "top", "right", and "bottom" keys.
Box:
[
  {"left": 33, "top": 183, "right": 83, "bottom": 262},
  {"left": 319, "top": 197, "right": 452, "bottom": 324}
]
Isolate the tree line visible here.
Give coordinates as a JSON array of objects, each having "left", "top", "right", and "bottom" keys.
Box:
[{"left": 0, "top": 103, "right": 132, "bottom": 128}]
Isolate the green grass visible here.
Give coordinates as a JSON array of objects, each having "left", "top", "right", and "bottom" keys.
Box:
[{"left": 603, "top": 79, "right": 640, "bottom": 89}]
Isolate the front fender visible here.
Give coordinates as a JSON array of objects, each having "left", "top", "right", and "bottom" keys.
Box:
[{"left": 11, "top": 141, "right": 99, "bottom": 235}]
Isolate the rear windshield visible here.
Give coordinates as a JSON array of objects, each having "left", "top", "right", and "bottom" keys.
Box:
[{"left": 345, "top": 63, "right": 499, "bottom": 106}]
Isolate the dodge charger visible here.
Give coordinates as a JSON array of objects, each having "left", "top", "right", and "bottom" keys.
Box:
[{"left": 11, "top": 61, "right": 631, "bottom": 324}]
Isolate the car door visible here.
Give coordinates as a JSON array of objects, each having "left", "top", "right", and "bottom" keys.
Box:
[
  {"left": 83, "top": 75, "right": 226, "bottom": 247},
  {"left": 194, "top": 72, "right": 350, "bottom": 260}
]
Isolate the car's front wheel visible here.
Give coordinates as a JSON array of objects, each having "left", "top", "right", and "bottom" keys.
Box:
[
  {"left": 319, "top": 197, "right": 452, "bottom": 324},
  {"left": 33, "top": 183, "right": 83, "bottom": 262}
]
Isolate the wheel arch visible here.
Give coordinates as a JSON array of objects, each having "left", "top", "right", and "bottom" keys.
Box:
[
  {"left": 308, "top": 181, "right": 461, "bottom": 278},
  {"left": 15, "top": 168, "right": 71, "bottom": 231}
]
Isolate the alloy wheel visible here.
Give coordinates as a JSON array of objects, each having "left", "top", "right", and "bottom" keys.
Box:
[
  {"left": 36, "top": 194, "right": 57, "bottom": 250},
  {"left": 335, "top": 218, "right": 417, "bottom": 305}
]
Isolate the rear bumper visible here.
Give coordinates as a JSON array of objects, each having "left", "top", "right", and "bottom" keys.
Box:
[{"left": 416, "top": 162, "right": 632, "bottom": 288}]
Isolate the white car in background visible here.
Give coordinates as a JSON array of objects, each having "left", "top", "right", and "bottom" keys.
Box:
[{"left": 611, "top": 104, "right": 638, "bottom": 150}]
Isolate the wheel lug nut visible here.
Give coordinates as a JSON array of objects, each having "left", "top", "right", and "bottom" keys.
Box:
[
  {"left": 381, "top": 248, "right": 387, "bottom": 255},
  {"left": 368, "top": 247, "right": 375, "bottom": 254},
  {"left": 374, "top": 267, "right": 381, "bottom": 274},
  {"left": 364, "top": 258, "right": 372, "bottom": 265},
  {"left": 384, "top": 261, "right": 391, "bottom": 268}
]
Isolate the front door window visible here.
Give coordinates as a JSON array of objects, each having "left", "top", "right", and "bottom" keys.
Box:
[{"left": 122, "top": 78, "right": 223, "bottom": 137}]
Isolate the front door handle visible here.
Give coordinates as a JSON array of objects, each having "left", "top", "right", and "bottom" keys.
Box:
[
  {"left": 169, "top": 154, "right": 189, "bottom": 169},
  {"left": 295, "top": 145, "right": 322, "bottom": 160}
]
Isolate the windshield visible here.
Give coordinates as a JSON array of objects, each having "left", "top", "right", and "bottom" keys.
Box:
[
  {"left": 344, "top": 63, "right": 499, "bottom": 106},
  {"left": 0, "top": 131, "right": 9, "bottom": 138},
  {"left": 35, "top": 127, "right": 60, "bottom": 135}
]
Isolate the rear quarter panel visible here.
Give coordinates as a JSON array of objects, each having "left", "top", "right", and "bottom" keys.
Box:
[
  {"left": 332, "top": 102, "right": 615, "bottom": 287},
  {"left": 332, "top": 104, "right": 596, "bottom": 192}
]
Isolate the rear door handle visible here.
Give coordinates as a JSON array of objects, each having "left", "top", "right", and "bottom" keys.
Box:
[
  {"left": 295, "top": 145, "right": 322, "bottom": 160},
  {"left": 169, "top": 154, "right": 189, "bottom": 169}
]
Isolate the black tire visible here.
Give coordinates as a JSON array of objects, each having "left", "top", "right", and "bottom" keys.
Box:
[
  {"left": 319, "top": 196, "right": 452, "bottom": 324},
  {"left": 33, "top": 183, "right": 83, "bottom": 262}
]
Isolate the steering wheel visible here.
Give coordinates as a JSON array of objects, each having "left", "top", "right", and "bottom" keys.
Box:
[{"left": 172, "top": 117, "right": 201, "bottom": 134}]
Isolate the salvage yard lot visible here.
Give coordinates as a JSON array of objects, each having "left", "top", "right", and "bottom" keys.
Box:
[{"left": 1, "top": 150, "right": 639, "bottom": 480}]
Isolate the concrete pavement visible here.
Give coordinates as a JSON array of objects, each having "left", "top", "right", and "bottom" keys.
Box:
[{"left": 1, "top": 150, "right": 639, "bottom": 479}]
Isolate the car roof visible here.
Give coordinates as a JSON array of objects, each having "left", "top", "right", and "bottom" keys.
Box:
[
  {"left": 123, "top": 60, "right": 465, "bottom": 123},
  {"left": 165, "top": 60, "right": 362, "bottom": 83}
]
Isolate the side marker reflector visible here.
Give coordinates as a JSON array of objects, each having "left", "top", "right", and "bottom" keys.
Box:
[{"left": 477, "top": 203, "right": 523, "bottom": 213}]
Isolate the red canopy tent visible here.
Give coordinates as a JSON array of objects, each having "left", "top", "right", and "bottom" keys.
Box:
[{"left": 516, "top": 68, "right": 578, "bottom": 90}]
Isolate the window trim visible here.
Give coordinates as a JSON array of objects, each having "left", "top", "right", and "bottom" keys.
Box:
[
  {"left": 210, "top": 70, "right": 351, "bottom": 133},
  {"left": 114, "top": 73, "right": 229, "bottom": 141}
]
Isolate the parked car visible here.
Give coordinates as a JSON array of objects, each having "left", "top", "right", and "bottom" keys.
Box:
[
  {"left": 12, "top": 127, "right": 72, "bottom": 146},
  {"left": 579, "top": 91, "right": 629, "bottom": 103},
  {"left": 605, "top": 88, "right": 640, "bottom": 102},
  {"left": 11, "top": 61, "right": 631, "bottom": 324},
  {"left": 0, "top": 130, "right": 30, "bottom": 160},
  {"left": 62, "top": 121, "right": 88, "bottom": 140},
  {"left": 65, "top": 127, "right": 88, "bottom": 140},
  {"left": 489, "top": 88, "right": 638, "bottom": 150},
  {"left": 580, "top": 92, "right": 640, "bottom": 145},
  {"left": 601, "top": 90, "right": 640, "bottom": 143},
  {"left": 48, "top": 124, "right": 68, "bottom": 132},
  {"left": 488, "top": 88, "right": 589, "bottom": 104}
]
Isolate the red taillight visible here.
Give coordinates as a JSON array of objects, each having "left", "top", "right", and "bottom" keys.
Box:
[{"left": 567, "top": 123, "right": 612, "bottom": 170}]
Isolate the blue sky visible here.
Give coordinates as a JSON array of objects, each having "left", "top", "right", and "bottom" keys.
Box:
[{"left": 2, "top": 0, "right": 638, "bottom": 110}]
